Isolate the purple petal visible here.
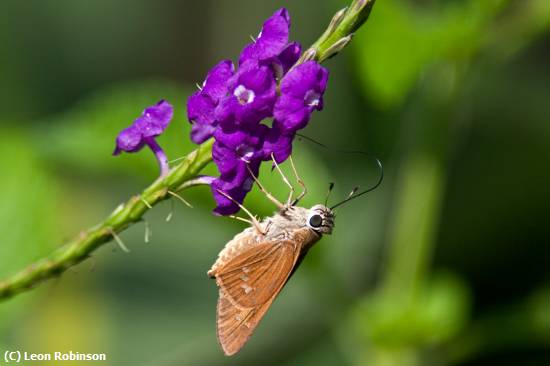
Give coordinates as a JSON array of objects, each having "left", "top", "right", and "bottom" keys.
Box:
[
  {"left": 187, "top": 93, "right": 216, "bottom": 125},
  {"left": 214, "top": 128, "right": 249, "bottom": 149},
  {"left": 142, "top": 100, "right": 174, "bottom": 133},
  {"left": 214, "top": 124, "right": 267, "bottom": 154},
  {"left": 113, "top": 99, "right": 173, "bottom": 177},
  {"left": 280, "top": 61, "right": 329, "bottom": 99},
  {"left": 239, "top": 43, "right": 260, "bottom": 69},
  {"left": 211, "top": 179, "right": 248, "bottom": 216},
  {"left": 187, "top": 93, "right": 218, "bottom": 143},
  {"left": 239, "top": 8, "right": 291, "bottom": 66},
  {"left": 277, "top": 42, "right": 301, "bottom": 74},
  {"left": 273, "top": 95, "right": 311, "bottom": 132},
  {"left": 211, "top": 160, "right": 260, "bottom": 215},
  {"left": 239, "top": 66, "right": 276, "bottom": 94},
  {"left": 234, "top": 104, "right": 268, "bottom": 127},
  {"left": 215, "top": 97, "right": 239, "bottom": 129},
  {"left": 233, "top": 67, "right": 277, "bottom": 124},
  {"left": 262, "top": 124, "right": 294, "bottom": 163},
  {"left": 218, "top": 161, "right": 250, "bottom": 190},
  {"left": 255, "top": 8, "right": 291, "bottom": 59},
  {"left": 114, "top": 125, "right": 145, "bottom": 154},
  {"left": 217, "top": 66, "right": 277, "bottom": 128},
  {"left": 201, "top": 60, "right": 234, "bottom": 102},
  {"left": 136, "top": 100, "right": 174, "bottom": 138},
  {"left": 191, "top": 122, "right": 217, "bottom": 144},
  {"left": 212, "top": 137, "right": 257, "bottom": 188}
]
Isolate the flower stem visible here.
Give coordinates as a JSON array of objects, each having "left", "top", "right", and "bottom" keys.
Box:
[
  {"left": 0, "top": 0, "right": 377, "bottom": 303},
  {"left": 145, "top": 137, "right": 170, "bottom": 177},
  {"left": 0, "top": 139, "right": 214, "bottom": 301}
]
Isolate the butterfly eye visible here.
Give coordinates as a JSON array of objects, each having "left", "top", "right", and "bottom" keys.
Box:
[{"left": 308, "top": 214, "right": 323, "bottom": 228}]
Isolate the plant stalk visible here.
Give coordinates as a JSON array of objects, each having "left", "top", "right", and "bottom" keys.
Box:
[{"left": 0, "top": 0, "right": 377, "bottom": 302}]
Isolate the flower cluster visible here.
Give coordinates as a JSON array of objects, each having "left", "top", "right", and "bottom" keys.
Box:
[{"left": 187, "top": 8, "right": 329, "bottom": 215}]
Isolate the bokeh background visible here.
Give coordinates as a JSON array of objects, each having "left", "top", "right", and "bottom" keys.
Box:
[{"left": 1, "top": 0, "right": 550, "bottom": 365}]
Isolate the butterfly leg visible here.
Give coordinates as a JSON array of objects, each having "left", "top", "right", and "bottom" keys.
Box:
[
  {"left": 288, "top": 155, "right": 307, "bottom": 205},
  {"left": 270, "top": 153, "right": 295, "bottom": 206},
  {"left": 246, "top": 165, "right": 285, "bottom": 209},
  {"left": 215, "top": 189, "right": 266, "bottom": 235},
  {"left": 228, "top": 215, "right": 255, "bottom": 225}
]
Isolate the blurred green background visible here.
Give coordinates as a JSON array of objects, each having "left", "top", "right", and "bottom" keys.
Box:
[{"left": 1, "top": 0, "right": 549, "bottom": 365}]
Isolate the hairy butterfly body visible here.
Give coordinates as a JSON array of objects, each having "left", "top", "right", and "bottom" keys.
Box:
[{"left": 208, "top": 204, "right": 334, "bottom": 356}]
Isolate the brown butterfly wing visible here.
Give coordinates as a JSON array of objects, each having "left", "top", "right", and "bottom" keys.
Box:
[{"left": 214, "top": 240, "right": 300, "bottom": 356}]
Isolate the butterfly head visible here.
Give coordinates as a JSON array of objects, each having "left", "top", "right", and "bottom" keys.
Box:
[{"left": 306, "top": 204, "right": 335, "bottom": 234}]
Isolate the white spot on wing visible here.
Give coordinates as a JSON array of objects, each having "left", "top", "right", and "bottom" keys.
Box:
[{"left": 241, "top": 284, "right": 253, "bottom": 294}]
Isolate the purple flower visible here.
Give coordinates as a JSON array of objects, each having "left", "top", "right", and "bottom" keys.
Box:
[
  {"left": 215, "top": 66, "right": 277, "bottom": 128},
  {"left": 211, "top": 178, "right": 255, "bottom": 216},
  {"left": 274, "top": 61, "right": 329, "bottom": 133},
  {"left": 239, "top": 9, "right": 301, "bottom": 79},
  {"left": 187, "top": 60, "right": 234, "bottom": 143},
  {"left": 184, "top": 8, "right": 330, "bottom": 216},
  {"left": 210, "top": 125, "right": 267, "bottom": 214},
  {"left": 114, "top": 100, "right": 173, "bottom": 176},
  {"left": 239, "top": 8, "right": 291, "bottom": 65},
  {"left": 262, "top": 120, "right": 295, "bottom": 164},
  {"left": 275, "top": 42, "right": 302, "bottom": 77}
]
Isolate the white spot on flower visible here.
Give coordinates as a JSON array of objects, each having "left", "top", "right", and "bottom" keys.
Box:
[
  {"left": 234, "top": 85, "right": 255, "bottom": 104},
  {"left": 304, "top": 90, "right": 321, "bottom": 107},
  {"left": 237, "top": 144, "right": 254, "bottom": 162}
]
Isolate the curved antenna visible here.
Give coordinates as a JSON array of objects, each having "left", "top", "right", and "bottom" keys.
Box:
[
  {"left": 296, "top": 134, "right": 384, "bottom": 210},
  {"left": 330, "top": 157, "right": 383, "bottom": 210}
]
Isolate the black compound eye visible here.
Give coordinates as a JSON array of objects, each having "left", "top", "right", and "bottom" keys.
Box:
[{"left": 308, "top": 214, "right": 323, "bottom": 228}]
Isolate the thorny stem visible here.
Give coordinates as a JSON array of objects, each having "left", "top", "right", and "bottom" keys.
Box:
[
  {"left": 0, "top": 139, "right": 214, "bottom": 301},
  {"left": 0, "top": 0, "right": 377, "bottom": 302}
]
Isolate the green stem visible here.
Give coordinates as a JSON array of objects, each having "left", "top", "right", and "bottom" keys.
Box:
[
  {"left": 0, "top": 0, "right": 377, "bottom": 303},
  {"left": 0, "top": 139, "right": 214, "bottom": 301},
  {"left": 298, "top": 0, "right": 376, "bottom": 64}
]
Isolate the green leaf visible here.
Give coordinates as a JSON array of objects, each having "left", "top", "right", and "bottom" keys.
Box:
[
  {"left": 353, "top": 0, "right": 506, "bottom": 108},
  {"left": 351, "top": 271, "right": 470, "bottom": 350}
]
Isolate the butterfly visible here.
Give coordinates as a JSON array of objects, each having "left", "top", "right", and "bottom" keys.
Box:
[
  {"left": 208, "top": 150, "right": 382, "bottom": 355},
  {"left": 208, "top": 156, "right": 335, "bottom": 356}
]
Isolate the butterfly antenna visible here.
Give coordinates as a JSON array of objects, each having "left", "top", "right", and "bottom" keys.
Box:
[
  {"left": 324, "top": 182, "right": 335, "bottom": 206},
  {"left": 348, "top": 186, "right": 359, "bottom": 199},
  {"left": 330, "top": 157, "right": 383, "bottom": 210},
  {"left": 295, "top": 133, "right": 384, "bottom": 210}
]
